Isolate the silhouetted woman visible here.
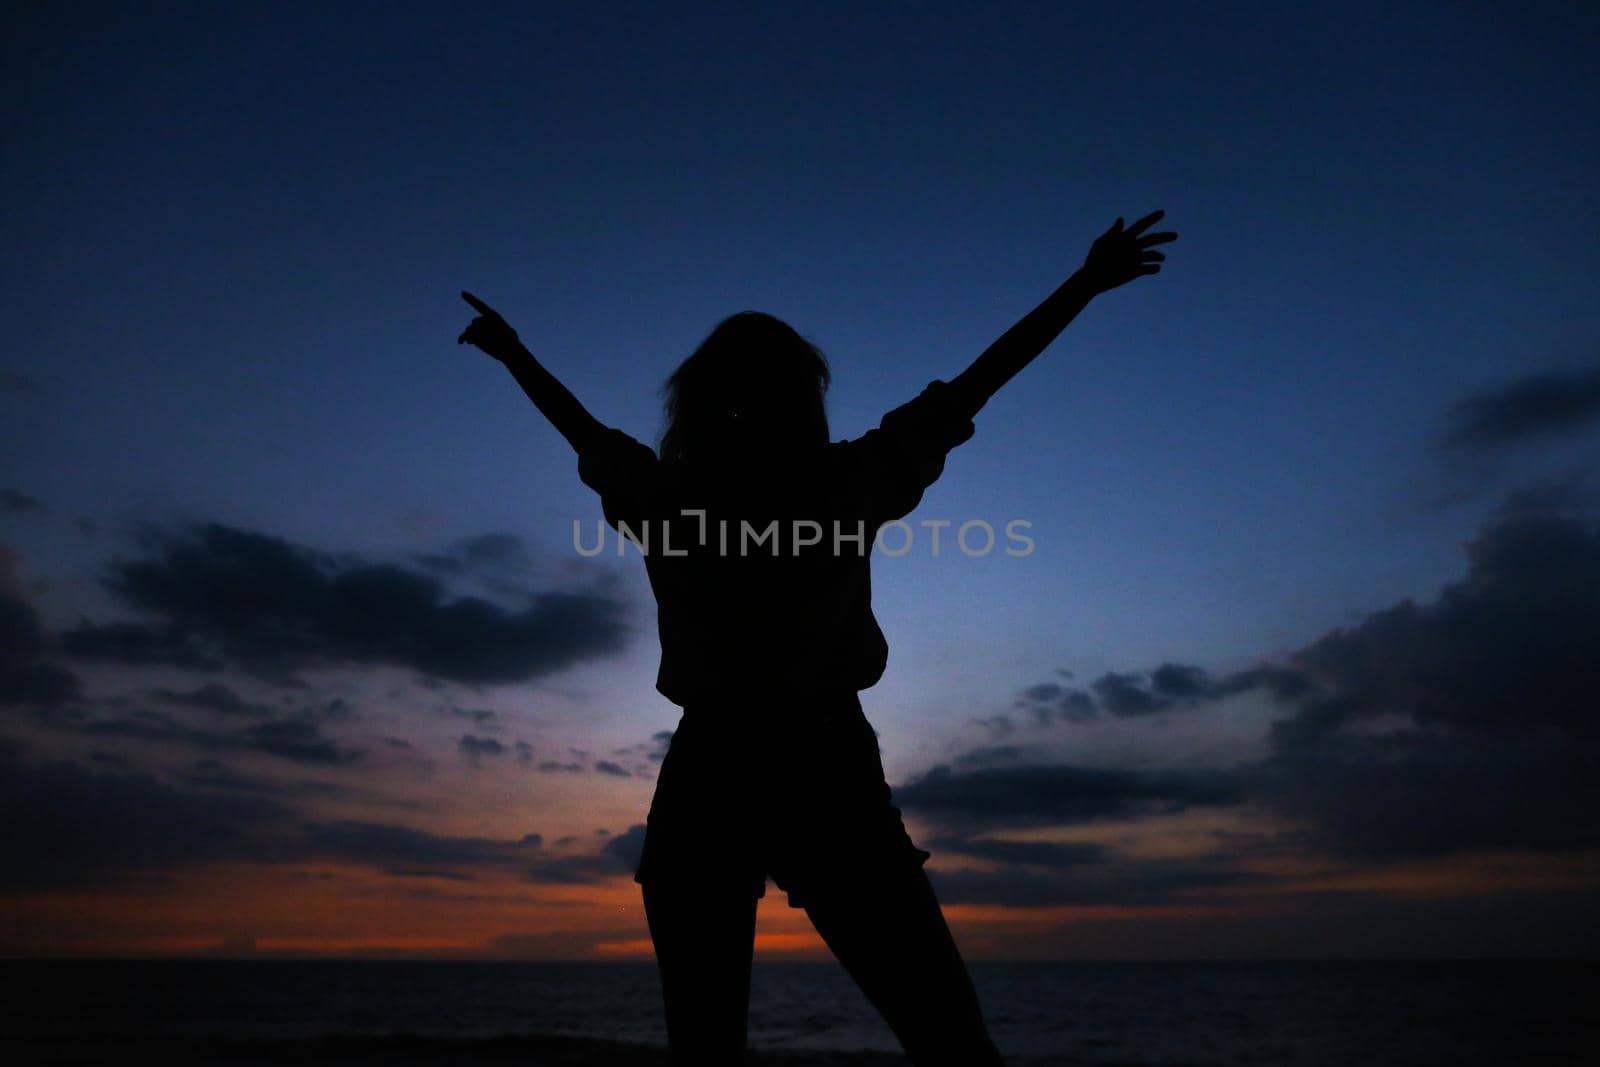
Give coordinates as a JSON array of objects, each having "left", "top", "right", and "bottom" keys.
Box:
[{"left": 458, "top": 210, "right": 1176, "bottom": 1065}]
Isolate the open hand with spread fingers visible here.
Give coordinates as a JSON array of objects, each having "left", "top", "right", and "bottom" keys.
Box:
[
  {"left": 1079, "top": 210, "right": 1178, "bottom": 294},
  {"left": 457, "top": 291, "right": 524, "bottom": 363}
]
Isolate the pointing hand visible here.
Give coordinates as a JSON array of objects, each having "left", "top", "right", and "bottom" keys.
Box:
[{"left": 457, "top": 291, "right": 522, "bottom": 362}]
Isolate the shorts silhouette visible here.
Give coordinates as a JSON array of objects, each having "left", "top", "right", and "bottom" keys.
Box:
[{"left": 634, "top": 688, "right": 932, "bottom": 909}]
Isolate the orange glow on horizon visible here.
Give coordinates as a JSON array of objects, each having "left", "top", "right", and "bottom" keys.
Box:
[{"left": 5, "top": 845, "right": 1595, "bottom": 960}]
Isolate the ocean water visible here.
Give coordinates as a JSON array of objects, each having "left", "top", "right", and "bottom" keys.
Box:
[{"left": 5, "top": 958, "right": 1594, "bottom": 1064}]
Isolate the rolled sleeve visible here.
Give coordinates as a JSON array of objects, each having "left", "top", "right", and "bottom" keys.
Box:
[
  {"left": 577, "top": 426, "right": 662, "bottom": 532},
  {"left": 838, "top": 379, "right": 977, "bottom": 526}
]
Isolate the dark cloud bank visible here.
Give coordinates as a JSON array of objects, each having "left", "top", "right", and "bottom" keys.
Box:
[
  {"left": 0, "top": 521, "right": 650, "bottom": 893},
  {"left": 1442, "top": 363, "right": 1600, "bottom": 450},
  {"left": 902, "top": 504, "right": 1600, "bottom": 907},
  {"left": 1, "top": 520, "right": 640, "bottom": 775},
  {"left": 55, "top": 522, "right": 630, "bottom": 686},
  {"left": 0, "top": 737, "right": 643, "bottom": 892}
]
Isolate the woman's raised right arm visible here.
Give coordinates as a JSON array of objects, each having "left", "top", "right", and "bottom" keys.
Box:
[{"left": 457, "top": 291, "right": 606, "bottom": 454}]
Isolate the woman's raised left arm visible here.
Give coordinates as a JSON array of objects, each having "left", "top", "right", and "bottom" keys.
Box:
[{"left": 946, "top": 210, "right": 1176, "bottom": 420}]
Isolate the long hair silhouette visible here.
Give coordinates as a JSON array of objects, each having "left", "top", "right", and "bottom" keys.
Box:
[{"left": 659, "top": 311, "right": 832, "bottom": 465}]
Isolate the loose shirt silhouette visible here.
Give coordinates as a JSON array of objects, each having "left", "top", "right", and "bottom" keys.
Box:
[{"left": 577, "top": 378, "right": 976, "bottom": 708}]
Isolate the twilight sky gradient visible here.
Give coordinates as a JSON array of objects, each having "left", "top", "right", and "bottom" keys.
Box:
[{"left": 3, "top": 1, "right": 1598, "bottom": 959}]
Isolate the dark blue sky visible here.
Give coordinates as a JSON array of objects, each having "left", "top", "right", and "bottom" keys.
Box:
[{"left": 2, "top": 2, "right": 1598, "bottom": 957}]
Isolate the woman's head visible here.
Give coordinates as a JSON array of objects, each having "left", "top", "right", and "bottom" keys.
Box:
[{"left": 659, "top": 311, "right": 831, "bottom": 465}]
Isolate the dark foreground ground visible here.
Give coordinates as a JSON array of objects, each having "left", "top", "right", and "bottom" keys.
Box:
[{"left": 17, "top": 1034, "right": 913, "bottom": 1066}]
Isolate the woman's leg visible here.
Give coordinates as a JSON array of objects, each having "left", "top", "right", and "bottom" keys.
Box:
[
  {"left": 802, "top": 866, "right": 1005, "bottom": 1066},
  {"left": 642, "top": 876, "right": 760, "bottom": 1066}
]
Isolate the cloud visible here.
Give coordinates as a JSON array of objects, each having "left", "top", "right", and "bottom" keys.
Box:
[
  {"left": 1229, "top": 509, "right": 1600, "bottom": 858},
  {"left": 1012, "top": 662, "right": 1307, "bottom": 727},
  {"left": 0, "top": 489, "right": 43, "bottom": 514},
  {"left": 1149, "top": 663, "right": 1213, "bottom": 699},
  {"left": 147, "top": 682, "right": 274, "bottom": 717},
  {"left": 1443, "top": 364, "right": 1600, "bottom": 449},
  {"left": 244, "top": 719, "right": 361, "bottom": 764},
  {"left": 409, "top": 531, "right": 561, "bottom": 608},
  {"left": 950, "top": 745, "right": 1027, "bottom": 772},
  {"left": 981, "top": 501, "right": 1600, "bottom": 864},
  {"left": 447, "top": 706, "right": 500, "bottom": 727},
  {"left": 923, "top": 835, "right": 1108, "bottom": 868},
  {"left": 314, "top": 819, "right": 645, "bottom": 885},
  {"left": 600, "top": 823, "right": 646, "bottom": 868},
  {"left": 927, "top": 856, "right": 1265, "bottom": 908},
  {"left": 57, "top": 522, "right": 631, "bottom": 686},
  {"left": 1267, "top": 511, "right": 1600, "bottom": 740},
  {"left": 0, "top": 739, "right": 284, "bottom": 890},
  {"left": 1487, "top": 476, "right": 1600, "bottom": 521},
  {"left": 54, "top": 705, "right": 364, "bottom": 765},
  {"left": 894, "top": 763, "right": 1243, "bottom": 829},
  {"left": 971, "top": 712, "right": 1015, "bottom": 736},
  {"left": 593, "top": 760, "right": 632, "bottom": 778},
  {"left": 0, "top": 556, "right": 82, "bottom": 709},
  {"left": 609, "top": 729, "right": 675, "bottom": 765},
  {"left": 0, "top": 372, "right": 37, "bottom": 393},
  {"left": 411, "top": 531, "right": 530, "bottom": 577},
  {"left": 455, "top": 824, "right": 644, "bottom": 886},
  {"left": 295, "top": 819, "right": 543, "bottom": 877},
  {"left": 56, "top": 618, "right": 225, "bottom": 670},
  {"left": 291, "top": 818, "right": 642, "bottom": 886},
  {"left": 914, "top": 828, "right": 1265, "bottom": 909},
  {"left": 458, "top": 733, "right": 506, "bottom": 766},
  {"left": 175, "top": 758, "right": 355, "bottom": 800},
  {"left": 647, "top": 730, "right": 673, "bottom": 762},
  {"left": 1091, "top": 671, "right": 1171, "bottom": 716},
  {"left": 0, "top": 737, "right": 646, "bottom": 890}
]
